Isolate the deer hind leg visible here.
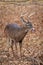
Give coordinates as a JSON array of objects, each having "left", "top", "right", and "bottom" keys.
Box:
[
  {"left": 10, "top": 40, "right": 14, "bottom": 56},
  {"left": 6, "top": 38, "right": 11, "bottom": 51},
  {"left": 11, "top": 40, "right": 18, "bottom": 57},
  {"left": 15, "top": 42, "right": 18, "bottom": 55}
]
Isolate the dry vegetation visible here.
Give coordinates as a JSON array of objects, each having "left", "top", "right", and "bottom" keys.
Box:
[{"left": 0, "top": 1, "right": 43, "bottom": 65}]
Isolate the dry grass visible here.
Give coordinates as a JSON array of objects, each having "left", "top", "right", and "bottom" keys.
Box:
[{"left": 0, "top": 1, "right": 43, "bottom": 65}]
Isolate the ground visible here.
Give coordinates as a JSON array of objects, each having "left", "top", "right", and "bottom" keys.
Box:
[{"left": 0, "top": 1, "right": 43, "bottom": 65}]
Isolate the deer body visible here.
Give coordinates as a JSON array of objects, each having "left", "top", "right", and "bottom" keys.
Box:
[
  {"left": 4, "top": 17, "right": 34, "bottom": 57},
  {"left": 5, "top": 24, "right": 28, "bottom": 42}
]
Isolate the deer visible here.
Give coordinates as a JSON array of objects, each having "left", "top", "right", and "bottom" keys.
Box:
[{"left": 4, "top": 12, "right": 35, "bottom": 57}]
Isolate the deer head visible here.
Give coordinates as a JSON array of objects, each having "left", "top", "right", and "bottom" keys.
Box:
[{"left": 20, "top": 12, "right": 35, "bottom": 31}]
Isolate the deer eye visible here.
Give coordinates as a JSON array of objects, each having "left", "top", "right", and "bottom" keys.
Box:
[
  {"left": 27, "top": 23, "right": 33, "bottom": 28},
  {"left": 27, "top": 23, "right": 32, "bottom": 26}
]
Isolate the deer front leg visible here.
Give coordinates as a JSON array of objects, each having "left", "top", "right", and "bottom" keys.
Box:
[{"left": 19, "top": 43, "right": 22, "bottom": 57}]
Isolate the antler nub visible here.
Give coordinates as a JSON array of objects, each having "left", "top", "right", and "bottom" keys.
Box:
[{"left": 28, "top": 12, "right": 35, "bottom": 17}]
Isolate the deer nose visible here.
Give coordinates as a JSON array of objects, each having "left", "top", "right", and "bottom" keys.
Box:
[{"left": 31, "top": 27, "right": 35, "bottom": 32}]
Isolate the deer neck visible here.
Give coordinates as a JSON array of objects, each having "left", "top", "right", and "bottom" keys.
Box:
[{"left": 22, "top": 26, "right": 29, "bottom": 33}]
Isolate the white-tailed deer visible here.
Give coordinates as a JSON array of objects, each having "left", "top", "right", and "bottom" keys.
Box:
[{"left": 4, "top": 13, "right": 35, "bottom": 57}]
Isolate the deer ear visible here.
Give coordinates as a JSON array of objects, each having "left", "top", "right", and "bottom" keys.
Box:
[{"left": 20, "top": 17, "right": 27, "bottom": 25}]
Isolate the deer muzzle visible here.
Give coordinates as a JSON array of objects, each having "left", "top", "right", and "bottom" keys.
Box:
[{"left": 31, "top": 27, "right": 35, "bottom": 32}]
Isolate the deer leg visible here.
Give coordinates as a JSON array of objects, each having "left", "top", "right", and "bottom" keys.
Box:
[
  {"left": 19, "top": 42, "right": 22, "bottom": 57},
  {"left": 6, "top": 38, "right": 10, "bottom": 51},
  {"left": 15, "top": 42, "right": 18, "bottom": 55},
  {"left": 10, "top": 40, "right": 14, "bottom": 56}
]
